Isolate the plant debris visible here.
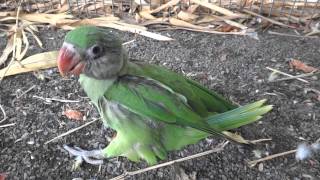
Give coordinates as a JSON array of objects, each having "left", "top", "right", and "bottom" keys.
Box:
[
  {"left": 111, "top": 141, "right": 229, "bottom": 180},
  {"left": 0, "top": 0, "right": 319, "bottom": 77},
  {"left": 0, "top": 51, "right": 58, "bottom": 78},
  {"left": 289, "top": 59, "right": 319, "bottom": 73},
  {"left": 0, "top": 173, "right": 7, "bottom": 180},
  {"left": 63, "top": 109, "right": 84, "bottom": 121},
  {"left": 44, "top": 118, "right": 99, "bottom": 144}
]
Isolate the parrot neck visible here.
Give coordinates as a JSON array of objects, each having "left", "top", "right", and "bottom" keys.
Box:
[
  {"left": 117, "top": 48, "right": 129, "bottom": 76},
  {"left": 79, "top": 74, "right": 116, "bottom": 106}
]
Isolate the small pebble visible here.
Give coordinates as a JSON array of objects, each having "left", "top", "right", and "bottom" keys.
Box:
[
  {"left": 27, "top": 138, "right": 35, "bottom": 145},
  {"left": 258, "top": 163, "right": 264, "bottom": 172}
]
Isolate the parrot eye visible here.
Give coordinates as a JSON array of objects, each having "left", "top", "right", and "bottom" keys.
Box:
[{"left": 90, "top": 45, "right": 103, "bottom": 59}]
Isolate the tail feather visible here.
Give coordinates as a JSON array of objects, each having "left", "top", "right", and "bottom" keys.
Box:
[{"left": 207, "top": 99, "right": 273, "bottom": 131}]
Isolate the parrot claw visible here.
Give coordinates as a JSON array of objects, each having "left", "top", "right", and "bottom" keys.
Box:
[{"left": 63, "top": 144, "right": 104, "bottom": 167}]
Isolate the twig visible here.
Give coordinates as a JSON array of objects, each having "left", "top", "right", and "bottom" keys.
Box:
[
  {"left": 110, "top": 141, "right": 229, "bottom": 180},
  {"left": 122, "top": 40, "right": 135, "bottom": 46},
  {"left": 248, "top": 149, "right": 297, "bottom": 167},
  {"left": 33, "top": 95, "right": 81, "bottom": 103},
  {"left": 249, "top": 138, "right": 272, "bottom": 144},
  {"left": 44, "top": 118, "right": 99, "bottom": 144},
  {"left": 0, "top": 6, "right": 21, "bottom": 82},
  {"left": 305, "top": 30, "right": 320, "bottom": 36},
  {"left": 0, "top": 123, "right": 15, "bottom": 128},
  {"left": 166, "top": 27, "right": 257, "bottom": 37},
  {"left": 269, "top": 71, "right": 319, "bottom": 83},
  {"left": 16, "top": 85, "right": 36, "bottom": 98},
  {"left": 268, "top": 31, "right": 318, "bottom": 39},
  {"left": 0, "top": 104, "right": 7, "bottom": 123},
  {"left": 150, "top": 0, "right": 181, "bottom": 14},
  {"left": 191, "top": 0, "right": 243, "bottom": 17},
  {"left": 211, "top": 15, "right": 248, "bottom": 30},
  {"left": 242, "top": 9, "right": 295, "bottom": 29},
  {"left": 266, "top": 67, "right": 309, "bottom": 83}
]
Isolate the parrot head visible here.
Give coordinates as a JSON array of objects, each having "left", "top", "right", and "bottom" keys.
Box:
[{"left": 57, "top": 26, "right": 127, "bottom": 79}]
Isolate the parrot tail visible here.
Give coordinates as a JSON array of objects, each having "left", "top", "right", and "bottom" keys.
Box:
[{"left": 206, "top": 99, "right": 273, "bottom": 131}]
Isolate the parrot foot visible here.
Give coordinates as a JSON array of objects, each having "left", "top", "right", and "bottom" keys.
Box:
[{"left": 63, "top": 144, "right": 105, "bottom": 168}]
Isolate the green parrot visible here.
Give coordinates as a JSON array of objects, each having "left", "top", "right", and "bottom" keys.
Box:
[{"left": 57, "top": 26, "right": 272, "bottom": 165}]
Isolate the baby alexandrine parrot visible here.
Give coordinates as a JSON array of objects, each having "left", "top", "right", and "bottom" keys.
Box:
[{"left": 57, "top": 26, "right": 272, "bottom": 165}]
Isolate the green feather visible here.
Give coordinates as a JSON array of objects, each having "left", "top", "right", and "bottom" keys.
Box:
[
  {"left": 67, "top": 26, "right": 273, "bottom": 165},
  {"left": 64, "top": 26, "right": 122, "bottom": 49},
  {"left": 79, "top": 62, "right": 273, "bottom": 164}
]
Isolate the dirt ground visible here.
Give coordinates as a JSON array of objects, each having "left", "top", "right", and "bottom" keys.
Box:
[{"left": 0, "top": 28, "right": 319, "bottom": 180}]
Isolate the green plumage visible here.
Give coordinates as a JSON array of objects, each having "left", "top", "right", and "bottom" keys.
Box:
[{"left": 65, "top": 26, "right": 273, "bottom": 165}]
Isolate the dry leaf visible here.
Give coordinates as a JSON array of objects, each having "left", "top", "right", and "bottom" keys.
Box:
[
  {"left": 16, "top": 29, "right": 29, "bottom": 61},
  {"left": 150, "top": 0, "right": 181, "bottom": 14},
  {"left": 19, "top": 13, "right": 73, "bottom": 25},
  {"left": 63, "top": 109, "right": 84, "bottom": 121},
  {"left": 195, "top": 15, "right": 218, "bottom": 24},
  {"left": 0, "top": 35, "right": 14, "bottom": 65},
  {"left": 243, "top": 9, "right": 295, "bottom": 28},
  {"left": 58, "top": 4, "right": 69, "bottom": 13},
  {"left": 190, "top": 0, "right": 243, "bottom": 17},
  {"left": 0, "top": 173, "right": 6, "bottom": 180},
  {"left": 289, "top": 59, "right": 318, "bottom": 73},
  {"left": 212, "top": 15, "right": 248, "bottom": 30},
  {"left": 222, "top": 131, "right": 250, "bottom": 144},
  {"left": 0, "top": 11, "right": 16, "bottom": 17},
  {"left": 91, "top": 16, "right": 120, "bottom": 22},
  {"left": 27, "top": 24, "right": 39, "bottom": 32},
  {"left": 0, "top": 17, "right": 17, "bottom": 22},
  {"left": 139, "top": 11, "right": 157, "bottom": 20},
  {"left": 14, "top": 30, "right": 23, "bottom": 61},
  {"left": 55, "top": 17, "right": 173, "bottom": 41},
  {"left": 25, "top": 27, "right": 43, "bottom": 48},
  {"left": 217, "top": 24, "right": 239, "bottom": 32},
  {"left": 177, "top": 11, "right": 199, "bottom": 22},
  {"left": 187, "top": 5, "right": 199, "bottom": 14},
  {"left": 134, "top": 0, "right": 149, "bottom": 5},
  {"left": 135, "top": 13, "right": 143, "bottom": 23},
  {"left": 169, "top": 17, "right": 205, "bottom": 30},
  {"left": 0, "top": 51, "right": 58, "bottom": 78},
  {"left": 98, "top": 22, "right": 173, "bottom": 41}
]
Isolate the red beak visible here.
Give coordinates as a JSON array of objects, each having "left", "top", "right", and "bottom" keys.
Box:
[{"left": 57, "top": 46, "right": 85, "bottom": 76}]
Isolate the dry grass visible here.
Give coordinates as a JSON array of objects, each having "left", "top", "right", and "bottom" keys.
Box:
[{"left": 0, "top": 0, "right": 319, "bottom": 77}]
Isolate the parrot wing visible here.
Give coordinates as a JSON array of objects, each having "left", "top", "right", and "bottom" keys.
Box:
[
  {"left": 102, "top": 75, "right": 226, "bottom": 137},
  {"left": 127, "top": 61, "right": 237, "bottom": 116}
]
